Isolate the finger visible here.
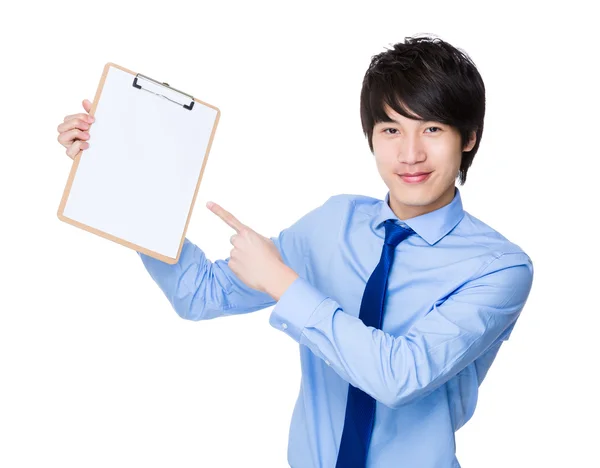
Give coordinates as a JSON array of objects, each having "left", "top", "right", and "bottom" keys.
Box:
[
  {"left": 63, "top": 112, "right": 95, "bottom": 124},
  {"left": 82, "top": 99, "right": 92, "bottom": 113},
  {"left": 57, "top": 117, "right": 91, "bottom": 135},
  {"left": 207, "top": 202, "right": 245, "bottom": 233},
  {"left": 57, "top": 127, "right": 90, "bottom": 148},
  {"left": 66, "top": 140, "right": 89, "bottom": 160}
]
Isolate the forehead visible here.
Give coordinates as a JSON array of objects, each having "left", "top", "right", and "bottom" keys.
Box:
[
  {"left": 384, "top": 102, "right": 421, "bottom": 118},
  {"left": 377, "top": 102, "right": 427, "bottom": 125}
]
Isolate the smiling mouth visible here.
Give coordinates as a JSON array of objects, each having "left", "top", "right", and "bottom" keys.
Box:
[{"left": 397, "top": 172, "right": 432, "bottom": 184}]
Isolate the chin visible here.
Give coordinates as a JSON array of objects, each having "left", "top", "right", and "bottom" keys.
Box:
[
  {"left": 389, "top": 183, "right": 440, "bottom": 203},
  {"left": 393, "top": 193, "right": 438, "bottom": 207}
]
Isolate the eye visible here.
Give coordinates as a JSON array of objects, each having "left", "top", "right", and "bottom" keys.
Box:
[{"left": 383, "top": 126, "right": 442, "bottom": 135}]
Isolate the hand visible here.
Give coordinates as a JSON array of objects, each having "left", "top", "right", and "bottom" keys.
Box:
[
  {"left": 207, "top": 201, "right": 298, "bottom": 299},
  {"left": 57, "top": 99, "right": 95, "bottom": 160}
]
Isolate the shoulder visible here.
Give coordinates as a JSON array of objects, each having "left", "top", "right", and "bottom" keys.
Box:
[
  {"left": 327, "top": 193, "right": 383, "bottom": 213},
  {"left": 456, "top": 210, "right": 534, "bottom": 274},
  {"left": 323, "top": 192, "right": 367, "bottom": 206},
  {"left": 448, "top": 212, "right": 534, "bottom": 317},
  {"left": 308, "top": 193, "right": 383, "bottom": 224},
  {"left": 298, "top": 193, "right": 365, "bottom": 219},
  {"left": 281, "top": 193, "right": 369, "bottom": 240}
]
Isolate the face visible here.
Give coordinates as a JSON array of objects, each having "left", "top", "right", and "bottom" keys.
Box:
[{"left": 372, "top": 103, "right": 476, "bottom": 220}]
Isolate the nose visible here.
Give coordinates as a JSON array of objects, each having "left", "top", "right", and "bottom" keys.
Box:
[{"left": 398, "top": 134, "right": 426, "bottom": 165}]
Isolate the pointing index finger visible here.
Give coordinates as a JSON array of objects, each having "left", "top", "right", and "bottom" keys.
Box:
[{"left": 207, "top": 201, "right": 245, "bottom": 233}]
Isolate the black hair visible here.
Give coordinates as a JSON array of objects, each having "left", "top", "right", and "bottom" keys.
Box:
[{"left": 360, "top": 33, "right": 486, "bottom": 185}]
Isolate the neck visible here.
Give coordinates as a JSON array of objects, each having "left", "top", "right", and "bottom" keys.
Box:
[{"left": 390, "top": 185, "right": 456, "bottom": 220}]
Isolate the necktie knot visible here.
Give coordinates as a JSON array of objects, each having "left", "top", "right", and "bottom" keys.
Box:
[{"left": 384, "top": 219, "right": 413, "bottom": 248}]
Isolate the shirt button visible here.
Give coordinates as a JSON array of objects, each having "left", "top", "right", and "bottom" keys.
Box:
[
  {"left": 282, "top": 323, "right": 288, "bottom": 330},
  {"left": 325, "top": 360, "right": 330, "bottom": 366}
]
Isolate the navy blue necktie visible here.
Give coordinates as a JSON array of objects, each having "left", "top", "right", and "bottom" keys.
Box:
[{"left": 335, "top": 219, "right": 414, "bottom": 468}]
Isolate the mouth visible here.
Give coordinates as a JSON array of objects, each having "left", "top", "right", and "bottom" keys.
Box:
[{"left": 397, "top": 172, "right": 432, "bottom": 184}]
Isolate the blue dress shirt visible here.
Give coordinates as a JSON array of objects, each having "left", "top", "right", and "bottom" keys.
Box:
[{"left": 137, "top": 187, "right": 534, "bottom": 468}]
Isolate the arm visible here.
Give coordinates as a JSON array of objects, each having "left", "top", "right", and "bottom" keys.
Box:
[
  {"left": 269, "top": 252, "right": 534, "bottom": 409},
  {"left": 137, "top": 235, "right": 286, "bottom": 321},
  {"left": 137, "top": 196, "right": 337, "bottom": 321}
]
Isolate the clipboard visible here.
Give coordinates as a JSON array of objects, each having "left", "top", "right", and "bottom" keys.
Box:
[{"left": 57, "top": 62, "right": 220, "bottom": 264}]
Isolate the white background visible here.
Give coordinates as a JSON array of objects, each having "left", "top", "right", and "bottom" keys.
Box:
[{"left": 1, "top": 1, "right": 598, "bottom": 467}]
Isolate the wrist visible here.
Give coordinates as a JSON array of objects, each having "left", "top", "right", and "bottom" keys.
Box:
[{"left": 267, "top": 265, "right": 299, "bottom": 301}]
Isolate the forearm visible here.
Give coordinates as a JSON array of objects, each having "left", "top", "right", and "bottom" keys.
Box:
[
  {"left": 138, "top": 238, "right": 276, "bottom": 320},
  {"left": 269, "top": 258, "right": 532, "bottom": 409}
]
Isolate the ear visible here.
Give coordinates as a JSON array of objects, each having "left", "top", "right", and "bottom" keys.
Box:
[{"left": 463, "top": 130, "right": 477, "bottom": 152}]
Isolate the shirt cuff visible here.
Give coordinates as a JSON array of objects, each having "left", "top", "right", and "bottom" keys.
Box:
[{"left": 269, "top": 276, "right": 329, "bottom": 343}]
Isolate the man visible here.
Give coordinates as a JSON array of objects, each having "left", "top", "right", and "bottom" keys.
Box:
[{"left": 57, "top": 34, "right": 534, "bottom": 468}]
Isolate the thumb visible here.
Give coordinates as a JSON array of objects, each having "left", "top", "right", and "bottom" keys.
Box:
[{"left": 82, "top": 99, "right": 92, "bottom": 113}]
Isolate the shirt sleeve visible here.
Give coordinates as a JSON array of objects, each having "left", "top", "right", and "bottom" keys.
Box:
[
  {"left": 268, "top": 252, "right": 534, "bottom": 409},
  {"left": 137, "top": 238, "right": 276, "bottom": 320},
  {"left": 137, "top": 196, "right": 337, "bottom": 321}
]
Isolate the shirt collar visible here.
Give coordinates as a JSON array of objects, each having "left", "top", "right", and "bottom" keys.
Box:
[{"left": 372, "top": 186, "right": 465, "bottom": 246}]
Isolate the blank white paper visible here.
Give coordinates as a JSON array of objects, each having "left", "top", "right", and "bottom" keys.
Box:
[{"left": 62, "top": 65, "right": 218, "bottom": 259}]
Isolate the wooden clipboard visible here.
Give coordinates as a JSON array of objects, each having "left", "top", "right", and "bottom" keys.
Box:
[{"left": 57, "top": 62, "right": 220, "bottom": 264}]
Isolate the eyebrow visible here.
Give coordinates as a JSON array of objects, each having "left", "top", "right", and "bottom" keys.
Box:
[{"left": 376, "top": 117, "right": 436, "bottom": 126}]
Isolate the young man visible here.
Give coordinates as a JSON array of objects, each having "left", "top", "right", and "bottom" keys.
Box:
[{"left": 60, "top": 34, "right": 533, "bottom": 468}]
